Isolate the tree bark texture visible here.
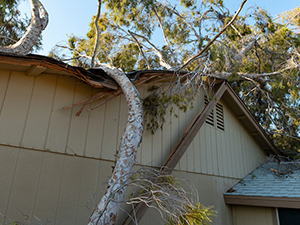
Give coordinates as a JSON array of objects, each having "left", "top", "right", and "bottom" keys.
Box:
[
  {"left": 88, "top": 65, "right": 143, "bottom": 225},
  {"left": 0, "top": 0, "right": 48, "bottom": 54}
]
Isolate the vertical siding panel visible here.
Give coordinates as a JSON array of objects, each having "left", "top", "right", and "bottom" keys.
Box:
[
  {"left": 152, "top": 124, "right": 162, "bottom": 167},
  {"left": 193, "top": 92, "right": 202, "bottom": 173},
  {"left": 199, "top": 127, "right": 207, "bottom": 174},
  {"left": 171, "top": 107, "right": 180, "bottom": 170},
  {"left": 0, "top": 146, "right": 19, "bottom": 225},
  {"left": 238, "top": 124, "right": 245, "bottom": 178},
  {"left": 46, "top": 76, "right": 76, "bottom": 153},
  {"left": 67, "top": 84, "right": 92, "bottom": 156},
  {"left": 216, "top": 131, "right": 224, "bottom": 176},
  {"left": 22, "top": 74, "right": 57, "bottom": 150},
  {"left": 187, "top": 104, "right": 197, "bottom": 172},
  {"left": 0, "top": 72, "right": 34, "bottom": 146},
  {"left": 85, "top": 89, "right": 106, "bottom": 158},
  {"left": 228, "top": 112, "right": 237, "bottom": 178},
  {"left": 5, "top": 149, "right": 42, "bottom": 222},
  {"left": 205, "top": 125, "right": 213, "bottom": 174},
  {"left": 117, "top": 94, "right": 127, "bottom": 152},
  {"left": 194, "top": 130, "right": 201, "bottom": 173},
  {"left": 56, "top": 156, "right": 82, "bottom": 225},
  {"left": 0, "top": 70, "right": 11, "bottom": 116},
  {"left": 141, "top": 129, "right": 152, "bottom": 166},
  {"left": 33, "top": 152, "right": 65, "bottom": 223},
  {"left": 178, "top": 109, "right": 187, "bottom": 171},
  {"left": 233, "top": 121, "right": 242, "bottom": 178},
  {"left": 101, "top": 96, "right": 120, "bottom": 160},
  {"left": 76, "top": 158, "right": 100, "bottom": 225},
  {"left": 161, "top": 113, "right": 171, "bottom": 166},
  {"left": 240, "top": 126, "right": 248, "bottom": 177},
  {"left": 211, "top": 127, "right": 218, "bottom": 175},
  {"left": 141, "top": 87, "right": 152, "bottom": 166}
]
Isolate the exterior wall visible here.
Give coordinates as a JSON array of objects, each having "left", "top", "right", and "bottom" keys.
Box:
[
  {"left": 232, "top": 206, "right": 276, "bottom": 225},
  {"left": 0, "top": 69, "right": 267, "bottom": 224}
]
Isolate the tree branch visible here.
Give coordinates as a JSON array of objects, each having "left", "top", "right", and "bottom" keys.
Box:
[
  {"left": 128, "top": 31, "right": 172, "bottom": 69},
  {"left": 153, "top": 8, "right": 178, "bottom": 65},
  {"left": 91, "top": 0, "right": 102, "bottom": 68},
  {"left": 0, "top": 36, "right": 17, "bottom": 43},
  {"left": 179, "top": 0, "right": 247, "bottom": 70},
  {"left": 128, "top": 30, "right": 151, "bottom": 69}
]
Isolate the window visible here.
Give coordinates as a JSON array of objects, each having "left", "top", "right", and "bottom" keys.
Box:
[
  {"left": 278, "top": 208, "right": 300, "bottom": 225},
  {"left": 204, "top": 95, "right": 224, "bottom": 131}
]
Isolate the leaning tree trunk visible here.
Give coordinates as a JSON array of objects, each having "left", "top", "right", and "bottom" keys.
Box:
[
  {"left": 0, "top": 0, "right": 48, "bottom": 54},
  {"left": 88, "top": 65, "right": 143, "bottom": 225}
]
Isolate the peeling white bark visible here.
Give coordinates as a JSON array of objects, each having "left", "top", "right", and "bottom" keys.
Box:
[
  {"left": 88, "top": 65, "right": 143, "bottom": 225},
  {"left": 0, "top": 0, "right": 48, "bottom": 54}
]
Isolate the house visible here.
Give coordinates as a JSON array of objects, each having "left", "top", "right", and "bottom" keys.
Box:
[
  {"left": 0, "top": 52, "right": 279, "bottom": 225},
  {"left": 224, "top": 161, "right": 300, "bottom": 225}
]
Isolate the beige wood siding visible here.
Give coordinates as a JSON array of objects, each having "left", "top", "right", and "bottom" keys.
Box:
[
  {"left": 0, "top": 69, "right": 270, "bottom": 224},
  {"left": 0, "top": 145, "right": 114, "bottom": 225},
  {"left": 232, "top": 206, "right": 276, "bottom": 225}
]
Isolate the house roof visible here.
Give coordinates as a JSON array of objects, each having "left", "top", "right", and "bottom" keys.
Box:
[
  {"left": 0, "top": 52, "right": 279, "bottom": 156},
  {"left": 224, "top": 161, "right": 300, "bottom": 209}
]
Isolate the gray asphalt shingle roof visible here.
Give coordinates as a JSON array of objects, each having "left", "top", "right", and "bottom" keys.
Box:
[{"left": 225, "top": 162, "right": 300, "bottom": 198}]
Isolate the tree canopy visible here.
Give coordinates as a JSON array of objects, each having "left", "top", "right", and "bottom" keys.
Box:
[{"left": 53, "top": 1, "right": 300, "bottom": 154}]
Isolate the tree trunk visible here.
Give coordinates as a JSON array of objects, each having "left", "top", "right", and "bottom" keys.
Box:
[
  {"left": 0, "top": 0, "right": 48, "bottom": 54},
  {"left": 88, "top": 65, "right": 143, "bottom": 225}
]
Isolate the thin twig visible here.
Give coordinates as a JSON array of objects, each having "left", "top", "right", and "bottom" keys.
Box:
[
  {"left": 128, "top": 30, "right": 151, "bottom": 69},
  {"left": 179, "top": 0, "right": 248, "bottom": 70}
]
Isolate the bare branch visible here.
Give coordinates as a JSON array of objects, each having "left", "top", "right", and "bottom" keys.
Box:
[
  {"left": 128, "top": 31, "right": 172, "bottom": 69},
  {"left": 91, "top": 0, "right": 102, "bottom": 68},
  {"left": 179, "top": 0, "right": 248, "bottom": 70},
  {"left": 0, "top": 36, "right": 18, "bottom": 43},
  {"left": 153, "top": 8, "right": 178, "bottom": 66},
  {"left": 128, "top": 30, "right": 151, "bottom": 69}
]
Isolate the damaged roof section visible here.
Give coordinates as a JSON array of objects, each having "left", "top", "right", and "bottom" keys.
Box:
[
  {"left": 0, "top": 52, "right": 193, "bottom": 91},
  {"left": 224, "top": 161, "right": 300, "bottom": 209}
]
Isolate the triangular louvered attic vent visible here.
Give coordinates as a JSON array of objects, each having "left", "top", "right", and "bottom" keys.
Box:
[
  {"left": 216, "top": 103, "right": 224, "bottom": 131},
  {"left": 204, "top": 95, "right": 225, "bottom": 131},
  {"left": 204, "top": 95, "right": 214, "bottom": 127}
]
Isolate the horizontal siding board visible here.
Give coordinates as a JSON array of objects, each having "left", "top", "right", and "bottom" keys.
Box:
[
  {"left": 22, "top": 74, "right": 57, "bottom": 150},
  {"left": 45, "top": 75, "right": 76, "bottom": 153},
  {"left": 0, "top": 71, "right": 34, "bottom": 146}
]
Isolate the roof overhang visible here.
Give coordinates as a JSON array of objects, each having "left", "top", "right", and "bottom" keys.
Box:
[{"left": 224, "top": 194, "right": 300, "bottom": 209}]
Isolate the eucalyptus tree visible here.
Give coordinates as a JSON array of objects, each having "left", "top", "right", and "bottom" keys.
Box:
[
  {"left": 59, "top": 0, "right": 300, "bottom": 156},
  {"left": 2, "top": 0, "right": 300, "bottom": 224}
]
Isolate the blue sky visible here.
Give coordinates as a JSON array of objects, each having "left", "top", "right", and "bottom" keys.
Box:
[{"left": 19, "top": 0, "right": 300, "bottom": 56}]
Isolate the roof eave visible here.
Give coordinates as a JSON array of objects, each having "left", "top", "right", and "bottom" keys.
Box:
[{"left": 224, "top": 194, "right": 300, "bottom": 209}]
